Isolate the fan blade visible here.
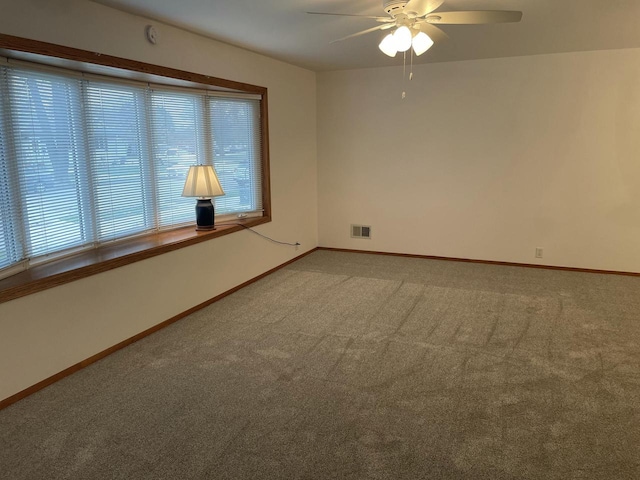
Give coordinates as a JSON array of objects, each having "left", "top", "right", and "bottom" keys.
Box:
[
  {"left": 307, "top": 12, "right": 394, "bottom": 22},
  {"left": 404, "top": 0, "right": 444, "bottom": 17},
  {"left": 330, "top": 24, "right": 393, "bottom": 43},
  {"left": 426, "top": 10, "right": 523, "bottom": 25},
  {"left": 415, "top": 22, "right": 449, "bottom": 43}
]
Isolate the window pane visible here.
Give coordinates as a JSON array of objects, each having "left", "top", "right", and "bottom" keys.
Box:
[
  {"left": 85, "top": 82, "right": 151, "bottom": 241},
  {"left": 150, "top": 90, "right": 202, "bottom": 227},
  {"left": 209, "top": 97, "right": 262, "bottom": 215},
  {"left": 7, "top": 68, "right": 89, "bottom": 258}
]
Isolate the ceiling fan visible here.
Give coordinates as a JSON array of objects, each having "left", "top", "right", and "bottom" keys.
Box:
[{"left": 308, "top": 0, "right": 523, "bottom": 58}]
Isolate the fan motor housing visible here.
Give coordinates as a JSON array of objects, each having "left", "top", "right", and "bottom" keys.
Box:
[{"left": 383, "top": 1, "right": 408, "bottom": 15}]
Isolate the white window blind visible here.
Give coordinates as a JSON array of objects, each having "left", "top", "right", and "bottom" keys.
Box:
[
  {"left": 0, "top": 125, "right": 9, "bottom": 269},
  {"left": 210, "top": 97, "right": 263, "bottom": 216},
  {"left": 150, "top": 90, "right": 205, "bottom": 228},
  {"left": 0, "top": 80, "right": 20, "bottom": 270},
  {"left": 6, "top": 68, "right": 89, "bottom": 259},
  {"left": 0, "top": 60, "right": 263, "bottom": 279},
  {"left": 85, "top": 81, "right": 152, "bottom": 241}
]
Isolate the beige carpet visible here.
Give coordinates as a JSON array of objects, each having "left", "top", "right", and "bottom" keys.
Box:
[{"left": 1, "top": 250, "right": 639, "bottom": 479}]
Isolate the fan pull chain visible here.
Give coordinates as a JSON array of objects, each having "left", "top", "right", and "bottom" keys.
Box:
[
  {"left": 410, "top": 47, "right": 414, "bottom": 81},
  {"left": 402, "top": 51, "right": 406, "bottom": 99}
]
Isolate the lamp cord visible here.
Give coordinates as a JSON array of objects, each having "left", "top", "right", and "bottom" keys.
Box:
[{"left": 216, "top": 222, "right": 300, "bottom": 247}]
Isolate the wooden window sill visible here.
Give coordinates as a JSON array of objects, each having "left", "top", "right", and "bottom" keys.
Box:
[{"left": 0, "top": 216, "right": 270, "bottom": 304}]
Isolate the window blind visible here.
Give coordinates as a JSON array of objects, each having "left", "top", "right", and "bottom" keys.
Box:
[
  {"left": 85, "top": 81, "right": 152, "bottom": 241},
  {"left": 0, "top": 126, "right": 9, "bottom": 269},
  {"left": 209, "top": 97, "right": 262, "bottom": 216},
  {"left": 150, "top": 90, "right": 204, "bottom": 228},
  {"left": 6, "top": 68, "right": 89, "bottom": 259},
  {"left": 0, "top": 77, "right": 20, "bottom": 271}
]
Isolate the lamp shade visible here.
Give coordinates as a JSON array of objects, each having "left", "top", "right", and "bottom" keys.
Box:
[
  {"left": 412, "top": 31, "right": 434, "bottom": 56},
  {"left": 378, "top": 33, "right": 398, "bottom": 57},
  {"left": 182, "top": 165, "right": 225, "bottom": 198}
]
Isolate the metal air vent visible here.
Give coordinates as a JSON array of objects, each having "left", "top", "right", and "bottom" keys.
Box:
[{"left": 351, "top": 224, "right": 372, "bottom": 239}]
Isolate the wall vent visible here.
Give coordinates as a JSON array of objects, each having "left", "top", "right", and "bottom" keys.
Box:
[{"left": 351, "top": 224, "right": 372, "bottom": 239}]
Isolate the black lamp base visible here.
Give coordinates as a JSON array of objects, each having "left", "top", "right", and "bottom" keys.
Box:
[{"left": 195, "top": 198, "right": 216, "bottom": 231}]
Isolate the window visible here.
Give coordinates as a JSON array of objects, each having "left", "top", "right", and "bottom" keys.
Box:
[{"left": 0, "top": 58, "right": 265, "bottom": 280}]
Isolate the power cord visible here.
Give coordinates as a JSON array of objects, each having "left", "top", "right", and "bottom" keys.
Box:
[{"left": 217, "top": 222, "right": 300, "bottom": 247}]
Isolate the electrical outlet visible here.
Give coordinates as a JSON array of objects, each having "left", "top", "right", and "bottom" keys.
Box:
[{"left": 535, "top": 247, "right": 543, "bottom": 258}]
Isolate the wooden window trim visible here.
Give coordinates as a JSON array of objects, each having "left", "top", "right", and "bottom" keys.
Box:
[{"left": 0, "top": 34, "right": 272, "bottom": 304}]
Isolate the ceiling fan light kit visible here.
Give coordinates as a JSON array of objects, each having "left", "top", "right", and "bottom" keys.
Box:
[
  {"left": 411, "top": 31, "right": 434, "bottom": 56},
  {"left": 393, "top": 25, "right": 413, "bottom": 52},
  {"left": 309, "top": 0, "right": 522, "bottom": 96},
  {"left": 378, "top": 33, "right": 398, "bottom": 57},
  {"left": 379, "top": 27, "right": 434, "bottom": 57},
  {"left": 309, "top": 0, "right": 522, "bottom": 58}
]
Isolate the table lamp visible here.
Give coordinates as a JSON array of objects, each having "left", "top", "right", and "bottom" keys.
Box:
[{"left": 182, "top": 165, "right": 225, "bottom": 230}]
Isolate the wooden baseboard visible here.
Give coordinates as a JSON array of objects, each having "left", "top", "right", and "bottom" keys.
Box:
[
  {"left": 0, "top": 247, "right": 318, "bottom": 411},
  {"left": 317, "top": 247, "right": 640, "bottom": 277}
]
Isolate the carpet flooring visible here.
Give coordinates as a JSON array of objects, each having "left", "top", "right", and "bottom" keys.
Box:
[{"left": 1, "top": 250, "right": 640, "bottom": 479}]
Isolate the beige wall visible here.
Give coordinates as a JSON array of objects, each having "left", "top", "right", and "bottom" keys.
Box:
[
  {"left": 0, "top": 0, "right": 317, "bottom": 401},
  {"left": 318, "top": 48, "right": 640, "bottom": 272}
]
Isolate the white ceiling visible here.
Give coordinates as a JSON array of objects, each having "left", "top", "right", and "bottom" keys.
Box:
[{"left": 90, "top": 0, "right": 640, "bottom": 71}]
